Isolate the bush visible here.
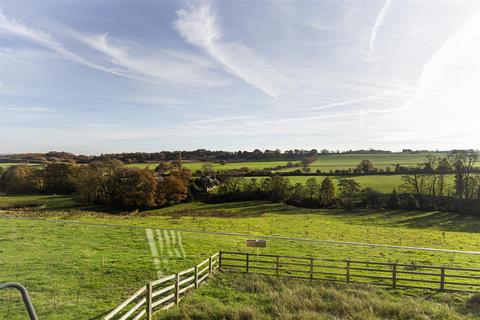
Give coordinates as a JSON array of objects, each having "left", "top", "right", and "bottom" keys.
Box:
[
  {"left": 360, "top": 187, "right": 384, "bottom": 209},
  {"left": 385, "top": 189, "right": 400, "bottom": 209},
  {"left": 403, "top": 195, "right": 419, "bottom": 210}
]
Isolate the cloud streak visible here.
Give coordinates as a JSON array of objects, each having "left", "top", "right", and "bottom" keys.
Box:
[
  {"left": 0, "top": 10, "right": 228, "bottom": 87},
  {"left": 403, "top": 10, "right": 480, "bottom": 110},
  {"left": 310, "top": 87, "right": 411, "bottom": 111},
  {"left": 79, "top": 33, "right": 228, "bottom": 87},
  {"left": 174, "top": 4, "right": 290, "bottom": 98},
  {"left": 368, "top": 0, "right": 394, "bottom": 56},
  {"left": 0, "top": 10, "right": 130, "bottom": 78}
]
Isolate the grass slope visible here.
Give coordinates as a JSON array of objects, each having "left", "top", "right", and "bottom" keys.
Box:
[
  {"left": 156, "top": 273, "right": 480, "bottom": 320},
  {"left": 1, "top": 195, "right": 479, "bottom": 319}
]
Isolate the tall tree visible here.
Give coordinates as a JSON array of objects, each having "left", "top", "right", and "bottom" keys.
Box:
[
  {"left": 357, "top": 160, "right": 376, "bottom": 173},
  {"left": 449, "top": 150, "right": 479, "bottom": 199},
  {"left": 337, "top": 178, "right": 361, "bottom": 200},
  {"left": 319, "top": 177, "right": 335, "bottom": 205},
  {"left": 305, "top": 178, "right": 318, "bottom": 199},
  {"left": 44, "top": 163, "right": 77, "bottom": 194}
]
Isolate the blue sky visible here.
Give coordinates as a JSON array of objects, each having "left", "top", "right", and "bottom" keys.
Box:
[{"left": 1, "top": 0, "right": 480, "bottom": 154}]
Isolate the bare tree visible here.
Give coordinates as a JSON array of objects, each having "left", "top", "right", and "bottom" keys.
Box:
[{"left": 449, "top": 150, "right": 479, "bottom": 199}]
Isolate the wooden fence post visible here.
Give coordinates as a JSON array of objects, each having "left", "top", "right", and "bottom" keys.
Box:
[
  {"left": 440, "top": 267, "right": 445, "bottom": 291},
  {"left": 392, "top": 263, "right": 397, "bottom": 289},
  {"left": 219, "top": 251, "right": 223, "bottom": 271},
  {"left": 146, "top": 282, "right": 152, "bottom": 320},
  {"left": 209, "top": 257, "right": 213, "bottom": 274},
  {"left": 346, "top": 260, "right": 351, "bottom": 284},
  {"left": 309, "top": 258, "right": 314, "bottom": 281},
  {"left": 175, "top": 273, "right": 180, "bottom": 305},
  {"left": 194, "top": 265, "right": 199, "bottom": 289},
  {"left": 275, "top": 256, "right": 280, "bottom": 277},
  {"left": 246, "top": 253, "right": 250, "bottom": 273}
]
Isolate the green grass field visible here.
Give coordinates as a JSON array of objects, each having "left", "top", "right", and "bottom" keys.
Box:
[
  {"left": 276, "top": 153, "right": 449, "bottom": 172},
  {"left": 1, "top": 195, "right": 479, "bottom": 319},
  {"left": 0, "top": 162, "right": 43, "bottom": 168},
  {"left": 1, "top": 153, "right": 460, "bottom": 174},
  {"left": 249, "top": 174, "right": 455, "bottom": 193},
  {"left": 156, "top": 273, "right": 480, "bottom": 320},
  {"left": 125, "top": 153, "right": 436, "bottom": 173},
  {"left": 126, "top": 160, "right": 300, "bottom": 172}
]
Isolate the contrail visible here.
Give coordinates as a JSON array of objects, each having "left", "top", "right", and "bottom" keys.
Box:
[
  {"left": 369, "top": 0, "right": 394, "bottom": 56},
  {"left": 309, "top": 87, "right": 410, "bottom": 111}
]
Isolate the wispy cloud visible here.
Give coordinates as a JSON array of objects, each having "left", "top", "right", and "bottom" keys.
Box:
[
  {"left": 0, "top": 10, "right": 228, "bottom": 87},
  {"left": 78, "top": 33, "right": 228, "bottom": 87},
  {"left": 368, "top": 0, "right": 394, "bottom": 56},
  {"left": 174, "top": 3, "right": 290, "bottom": 98},
  {"left": 309, "top": 87, "right": 411, "bottom": 111},
  {"left": 3, "top": 105, "right": 49, "bottom": 113},
  {"left": 404, "top": 10, "right": 480, "bottom": 110},
  {"left": 0, "top": 10, "right": 129, "bottom": 78}
]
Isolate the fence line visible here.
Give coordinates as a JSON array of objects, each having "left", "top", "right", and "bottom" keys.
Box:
[
  {"left": 219, "top": 251, "right": 480, "bottom": 293},
  {"left": 104, "top": 252, "right": 219, "bottom": 320}
]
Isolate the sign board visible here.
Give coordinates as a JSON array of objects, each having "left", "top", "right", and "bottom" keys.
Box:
[{"left": 246, "top": 239, "right": 267, "bottom": 248}]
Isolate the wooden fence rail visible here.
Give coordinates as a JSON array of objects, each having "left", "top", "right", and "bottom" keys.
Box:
[
  {"left": 105, "top": 250, "right": 479, "bottom": 319},
  {"left": 104, "top": 252, "right": 220, "bottom": 320},
  {"left": 219, "top": 251, "right": 480, "bottom": 293}
]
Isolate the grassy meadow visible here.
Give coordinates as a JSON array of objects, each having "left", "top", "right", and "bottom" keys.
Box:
[
  {"left": 0, "top": 162, "right": 43, "bottom": 168},
  {"left": 156, "top": 273, "right": 480, "bottom": 320},
  {"left": 249, "top": 174, "right": 455, "bottom": 193},
  {"left": 1, "top": 194, "right": 479, "bottom": 319},
  {"left": 276, "top": 153, "right": 446, "bottom": 172},
  {"left": 123, "top": 152, "right": 451, "bottom": 173},
  {"left": 126, "top": 160, "right": 300, "bottom": 172}
]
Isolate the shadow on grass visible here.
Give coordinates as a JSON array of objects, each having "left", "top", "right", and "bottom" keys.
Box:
[
  {"left": 321, "top": 209, "right": 480, "bottom": 233},
  {"left": 0, "top": 194, "right": 126, "bottom": 215}
]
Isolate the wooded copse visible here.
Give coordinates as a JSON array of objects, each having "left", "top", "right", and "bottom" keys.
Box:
[
  {"left": 0, "top": 159, "right": 191, "bottom": 209},
  {"left": 0, "top": 150, "right": 479, "bottom": 214}
]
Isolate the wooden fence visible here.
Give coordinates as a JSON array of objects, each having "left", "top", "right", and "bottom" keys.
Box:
[
  {"left": 104, "top": 252, "right": 219, "bottom": 320},
  {"left": 219, "top": 251, "right": 480, "bottom": 292}
]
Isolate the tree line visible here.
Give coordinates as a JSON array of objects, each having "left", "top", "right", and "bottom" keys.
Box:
[
  {"left": 1, "top": 150, "right": 478, "bottom": 215},
  {"left": 0, "top": 148, "right": 457, "bottom": 165},
  {"left": 206, "top": 151, "right": 480, "bottom": 215},
  {"left": 0, "top": 160, "right": 191, "bottom": 209}
]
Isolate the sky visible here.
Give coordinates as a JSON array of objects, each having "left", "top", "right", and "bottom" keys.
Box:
[{"left": 1, "top": 0, "right": 480, "bottom": 154}]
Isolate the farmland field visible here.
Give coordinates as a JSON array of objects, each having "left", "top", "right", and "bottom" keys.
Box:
[
  {"left": 126, "top": 160, "right": 300, "bottom": 172},
  {"left": 250, "top": 174, "right": 455, "bottom": 193},
  {"left": 1, "top": 194, "right": 479, "bottom": 319},
  {"left": 0, "top": 162, "right": 43, "bottom": 168},
  {"left": 276, "top": 153, "right": 450, "bottom": 172},
  {"left": 2, "top": 153, "right": 464, "bottom": 173}
]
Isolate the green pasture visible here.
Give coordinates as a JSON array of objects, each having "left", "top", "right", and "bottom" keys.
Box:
[
  {"left": 1, "top": 195, "right": 479, "bottom": 319},
  {"left": 277, "top": 153, "right": 449, "bottom": 172},
  {"left": 0, "top": 163, "right": 43, "bottom": 168},
  {"left": 248, "top": 174, "right": 455, "bottom": 194},
  {"left": 156, "top": 273, "right": 479, "bottom": 320},
  {"left": 126, "top": 160, "right": 299, "bottom": 172}
]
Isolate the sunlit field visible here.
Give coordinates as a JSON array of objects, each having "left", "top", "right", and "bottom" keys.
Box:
[
  {"left": 248, "top": 174, "right": 455, "bottom": 193},
  {"left": 0, "top": 163, "right": 43, "bottom": 168},
  {"left": 123, "top": 153, "right": 453, "bottom": 172},
  {"left": 126, "top": 160, "right": 300, "bottom": 172},
  {"left": 1, "top": 194, "right": 479, "bottom": 319},
  {"left": 156, "top": 273, "right": 480, "bottom": 320},
  {"left": 276, "top": 153, "right": 450, "bottom": 172}
]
